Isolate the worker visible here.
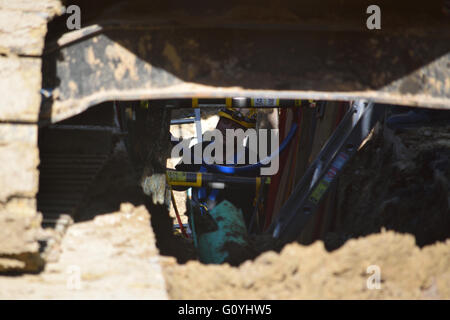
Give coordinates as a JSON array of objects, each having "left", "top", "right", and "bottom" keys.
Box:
[{"left": 174, "top": 105, "right": 259, "bottom": 226}]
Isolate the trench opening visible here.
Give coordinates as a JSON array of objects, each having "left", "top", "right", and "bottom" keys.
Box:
[
  {"left": 160, "top": 102, "right": 450, "bottom": 300},
  {"left": 37, "top": 99, "right": 450, "bottom": 269}
]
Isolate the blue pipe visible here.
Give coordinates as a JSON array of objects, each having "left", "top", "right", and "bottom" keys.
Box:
[{"left": 203, "top": 123, "right": 298, "bottom": 174}]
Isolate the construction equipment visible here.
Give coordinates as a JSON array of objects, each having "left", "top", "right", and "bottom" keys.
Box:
[
  {"left": 167, "top": 170, "right": 270, "bottom": 189},
  {"left": 268, "top": 100, "right": 385, "bottom": 243},
  {"left": 164, "top": 98, "right": 386, "bottom": 261},
  {"left": 40, "top": 1, "right": 450, "bottom": 125},
  {"left": 167, "top": 103, "right": 268, "bottom": 264}
]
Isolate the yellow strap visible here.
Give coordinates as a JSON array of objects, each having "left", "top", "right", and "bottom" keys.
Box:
[
  {"left": 140, "top": 100, "right": 149, "bottom": 109},
  {"left": 166, "top": 171, "right": 202, "bottom": 187},
  {"left": 218, "top": 111, "right": 256, "bottom": 128},
  {"left": 196, "top": 172, "right": 202, "bottom": 187},
  {"left": 256, "top": 177, "right": 261, "bottom": 192},
  {"left": 247, "top": 107, "right": 257, "bottom": 119},
  {"left": 192, "top": 98, "right": 199, "bottom": 108},
  {"left": 253, "top": 177, "right": 261, "bottom": 206}
]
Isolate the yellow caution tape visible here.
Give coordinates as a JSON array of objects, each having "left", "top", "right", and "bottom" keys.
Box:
[{"left": 167, "top": 171, "right": 202, "bottom": 187}]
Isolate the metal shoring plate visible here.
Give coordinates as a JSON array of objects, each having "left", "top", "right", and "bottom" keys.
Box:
[{"left": 270, "top": 101, "right": 385, "bottom": 243}]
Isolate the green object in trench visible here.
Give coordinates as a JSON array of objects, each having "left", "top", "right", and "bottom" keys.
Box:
[{"left": 197, "top": 200, "right": 249, "bottom": 264}]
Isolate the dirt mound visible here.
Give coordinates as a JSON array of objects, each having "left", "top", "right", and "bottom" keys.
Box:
[
  {"left": 162, "top": 231, "right": 450, "bottom": 299},
  {"left": 0, "top": 203, "right": 168, "bottom": 299}
]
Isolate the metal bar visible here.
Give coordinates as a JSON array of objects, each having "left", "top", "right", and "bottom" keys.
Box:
[
  {"left": 163, "top": 98, "right": 304, "bottom": 109},
  {"left": 167, "top": 170, "right": 270, "bottom": 188},
  {"left": 171, "top": 118, "right": 195, "bottom": 125},
  {"left": 41, "top": 22, "right": 449, "bottom": 124},
  {"left": 194, "top": 108, "right": 203, "bottom": 144},
  {"left": 269, "top": 100, "right": 385, "bottom": 243}
]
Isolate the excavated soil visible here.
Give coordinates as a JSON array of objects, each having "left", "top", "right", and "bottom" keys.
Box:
[
  {"left": 0, "top": 202, "right": 169, "bottom": 299},
  {"left": 162, "top": 122, "right": 450, "bottom": 299},
  {"left": 162, "top": 232, "right": 450, "bottom": 299}
]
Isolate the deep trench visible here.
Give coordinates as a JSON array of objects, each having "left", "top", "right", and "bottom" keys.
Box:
[{"left": 37, "top": 101, "right": 450, "bottom": 269}]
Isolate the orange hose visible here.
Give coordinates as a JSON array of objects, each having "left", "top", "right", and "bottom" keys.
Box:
[{"left": 170, "top": 188, "right": 189, "bottom": 239}]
